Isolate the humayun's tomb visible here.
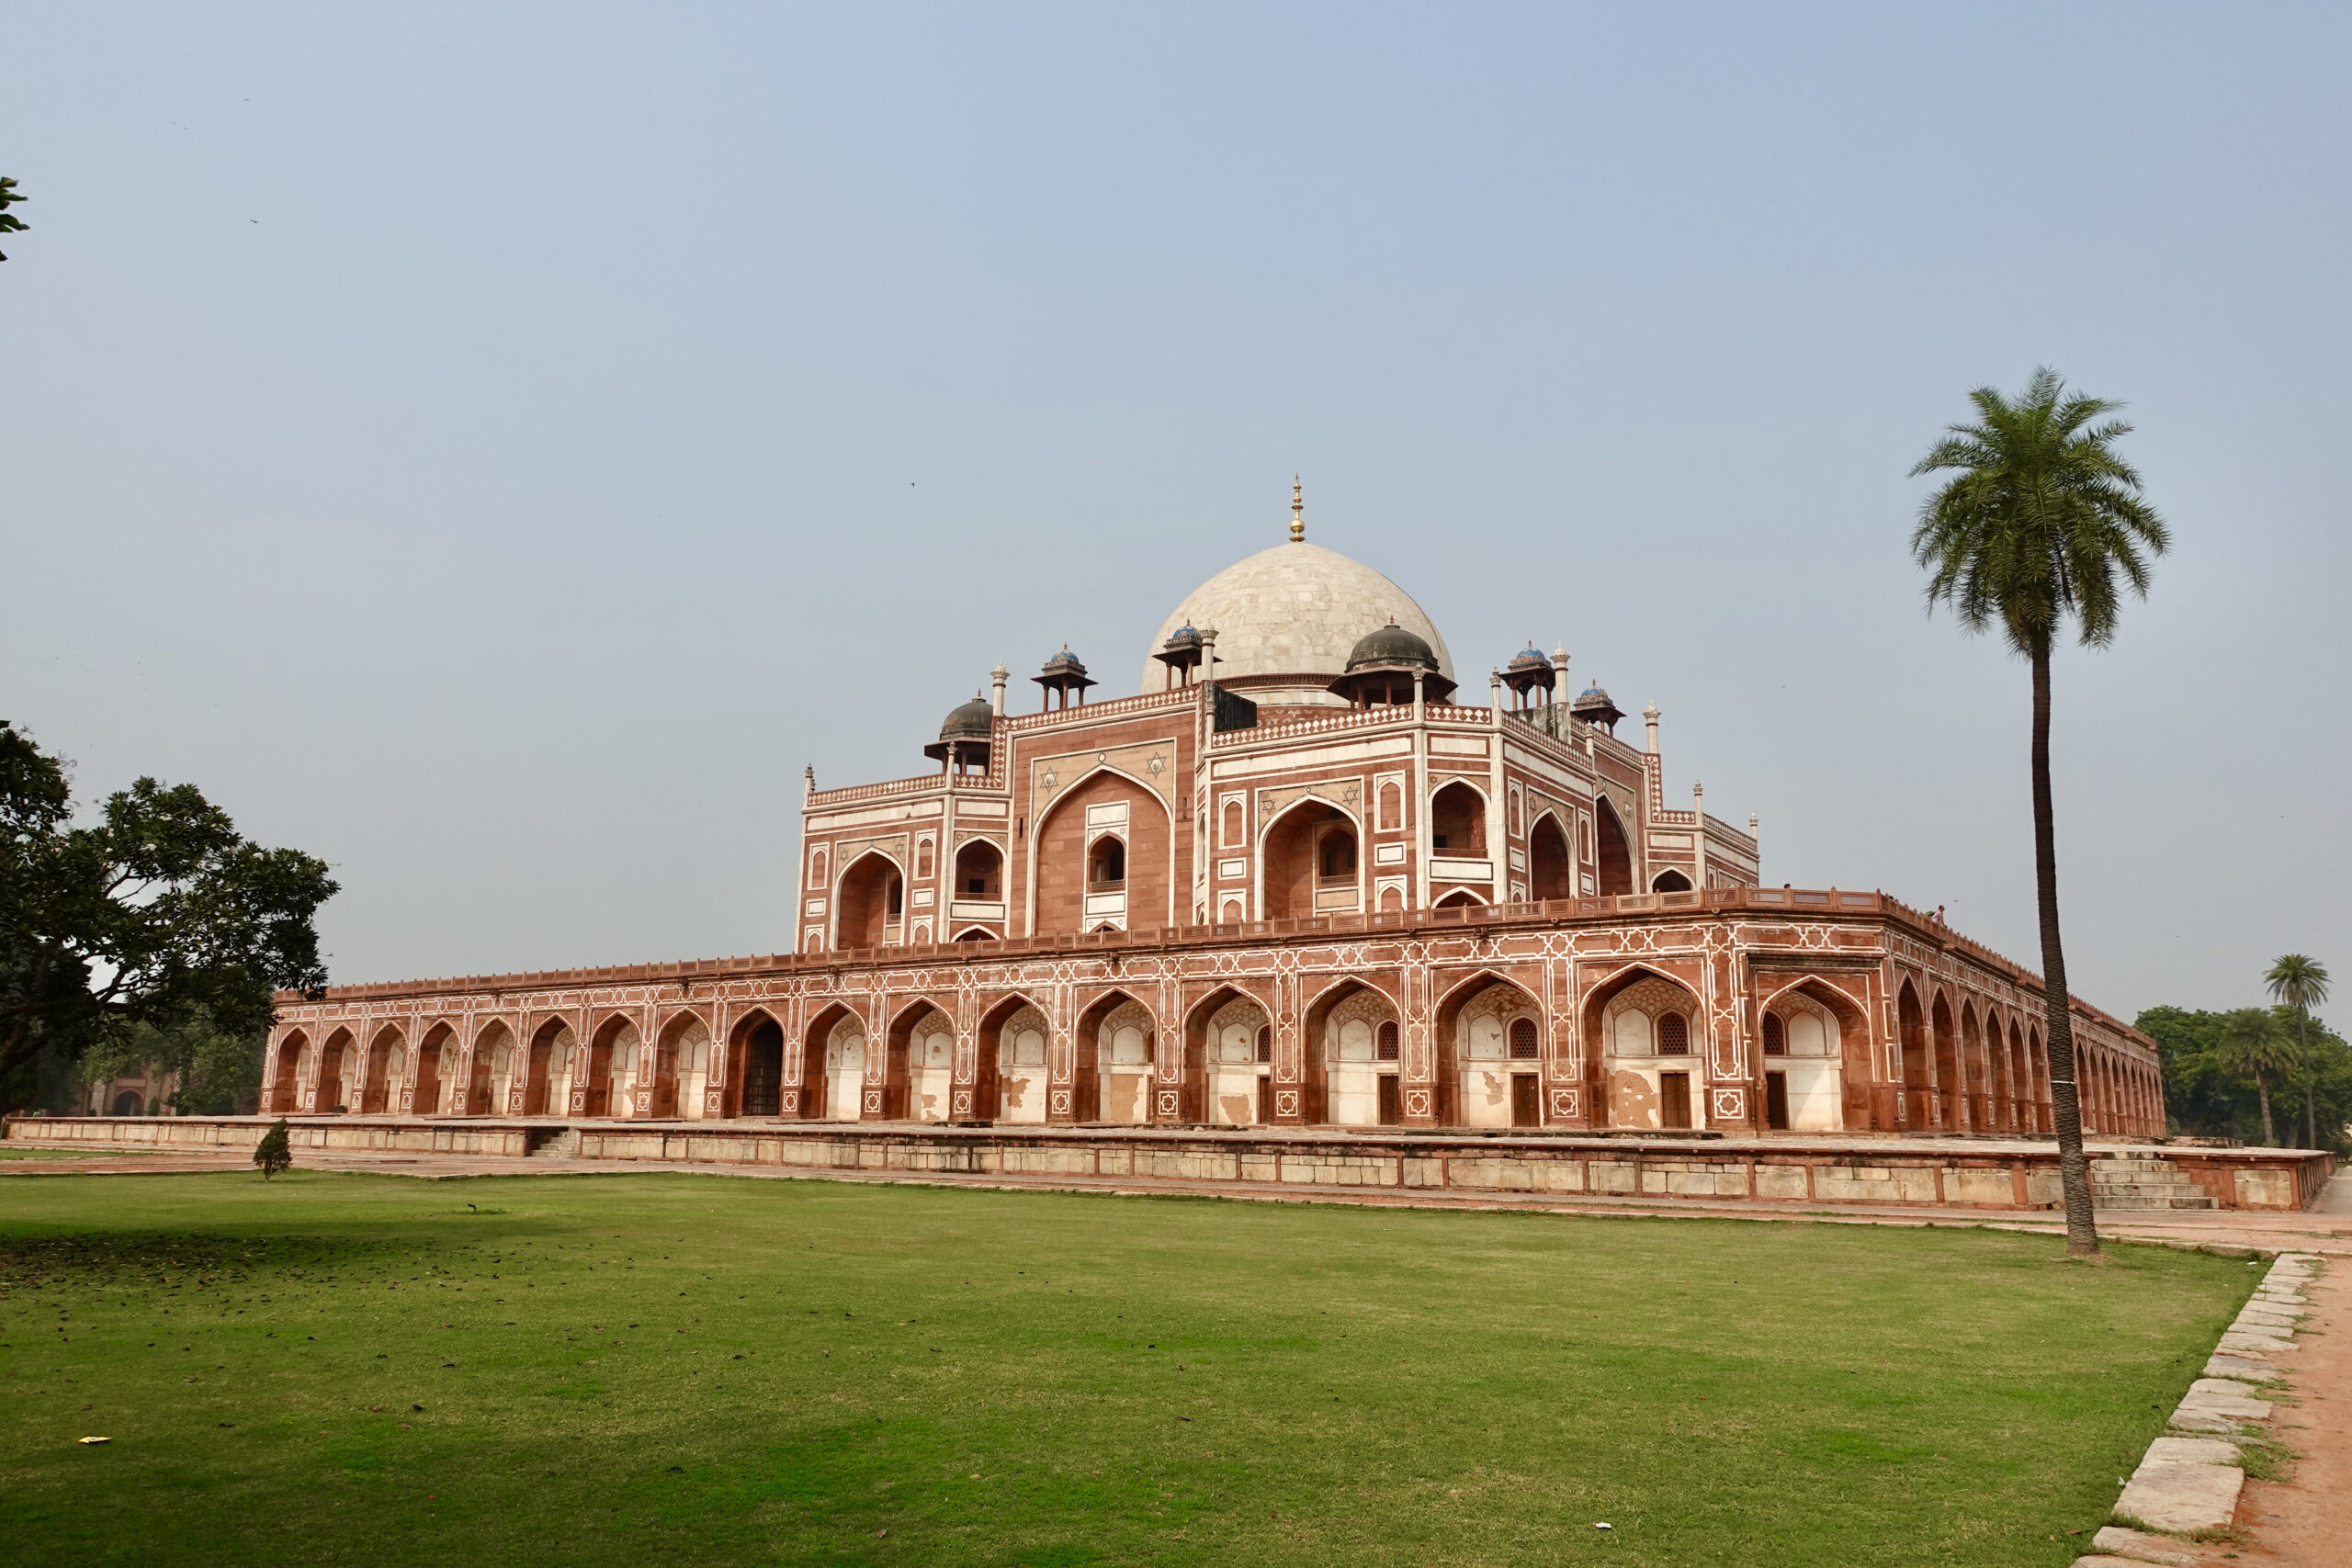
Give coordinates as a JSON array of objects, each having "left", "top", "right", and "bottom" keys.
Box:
[{"left": 238, "top": 493, "right": 2175, "bottom": 1159}]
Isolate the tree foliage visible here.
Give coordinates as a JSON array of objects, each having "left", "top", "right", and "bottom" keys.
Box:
[
  {"left": 0, "top": 722, "right": 336, "bottom": 1109},
  {"left": 0, "top": 175, "right": 26, "bottom": 262},
  {"left": 2139, "top": 1002, "right": 2352, "bottom": 1154},
  {"left": 253, "top": 1117, "right": 293, "bottom": 1179},
  {"left": 1910, "top": 367, "right": 2169, "bottom": 659},
  {"left": 77, "top": 1004, "right": 267, "bottom": 1116}
]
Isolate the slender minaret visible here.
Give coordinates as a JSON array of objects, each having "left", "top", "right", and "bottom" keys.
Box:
[
  {"left": 1643, "top": 703, "right": 1661, "bottom": 754},
  {"left": 989, "top": 662, "right": 1009, "bottom": 716}
]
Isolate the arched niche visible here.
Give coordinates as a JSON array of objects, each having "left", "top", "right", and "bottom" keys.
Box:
[
  {"left": 1033, "top": 769, "right": 1170, "bottom": 937},
  {"left": 1585, "top": 967, "right": 1704, "bottom": 1131},
  {"left": 523, "top": 1017, "right": 574, "bottom": 1117},
  {"left": 1261, "top": 798, "right": 1358, "bottom": 921},
  {"left": 1758, "top": 978, "right": 1869, "bottom": 1132},
  {"left": 1594, "top": 798, "right": 1634, "bottom": 897},
  {"left": 1078, "top": 990, "right": 1154, "bottom": 1125},
  {"left": 726, "top": 1009, "right": 786, "bottom": 1119},
  {"left": 1306, "top": 979, "right": 1400, "bottom": 1127},
  {"left": 1428, "top": 781, "right": 1487, "bottom": 856},
  {"left": 1187, "top": 987, "right": 1272, "bottom": 1127},
  {"left": 587, "top": 1013, "right": 639, "bottom": 1118},
  {"left": 885, "top": 1000, "right": 956, "bottom": 1122},
  {"left": 1434, "top": 976, "right": 1543, "bottom": 1129},
  {"left": 835, "top": 852, "right": 903, "bottom": 951},
  {"left": 1528, "top": 812, "right": 1574, "bottom": 902}
]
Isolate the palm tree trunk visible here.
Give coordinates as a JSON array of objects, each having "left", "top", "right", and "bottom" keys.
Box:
[
  {"left": 2256, "top": 1069, "right": 2274, "bottom": 1146},
  {"left": 2300, "top": 1011, "right": 2316, "bottom": 1148},
  {"left": 2031, "top": 644, "right": 2099, "bottom": 1257}
]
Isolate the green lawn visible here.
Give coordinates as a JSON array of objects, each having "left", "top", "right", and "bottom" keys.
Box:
[{"left": 0, "top": 1171, "right": 2252, "bottom": 1567}]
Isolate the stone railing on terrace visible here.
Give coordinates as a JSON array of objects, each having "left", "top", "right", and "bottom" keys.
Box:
[
  {"left": 1004, "top": 689, "right": 1193, "bottom": 731},
  {"left": 808, "top": 765, "right": 1005, "bottom": 807},
  {"left": 1210, "top": 704, "right": 1411, "bottom": 746}
]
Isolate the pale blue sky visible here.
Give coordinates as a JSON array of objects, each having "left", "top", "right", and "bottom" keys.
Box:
[{"left": 6, "top": 4, "right": 2346, "bottom": 1016}]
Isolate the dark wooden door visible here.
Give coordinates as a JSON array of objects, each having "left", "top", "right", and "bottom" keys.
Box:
[
  {"left": 1765, "top": 1071, "right": 1790, "bottom": 1131},
  {"left": 1510, "top": 1073, "right": 1539, "bottom": 1127},
  {"left": 1659, "top": 1072, "right": 1691, "bottom": 1130},
  {"left": 1377, "top": 1075, "right": 1401, "bottom": 1126}
]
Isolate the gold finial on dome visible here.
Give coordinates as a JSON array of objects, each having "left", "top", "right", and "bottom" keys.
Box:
[{"left": 1290, "top": 475, "right": 1305, "bottom": 543}]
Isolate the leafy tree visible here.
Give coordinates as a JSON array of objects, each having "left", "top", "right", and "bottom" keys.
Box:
[
  {"left": 77, "top": 1005, "right": 266, "bottom": 1116},
  {"left": 253, "top": 1117, "right": 292, "bottom": 1179},
  {"left": 0, "top": 175, "right": 25, "bottom": 262},
  {"left": 0, "top": 721, "right": 336, "bottom": 1108},
  {"left": 2266, "top": 953, "right": 2331, "bottom": 1147},
  {"left": 2218, "top": 1008, "right": 2298, "bottom": 1145},
  {"left": 1911, "top": 368, "right": 2168, "bottom": 1257}
]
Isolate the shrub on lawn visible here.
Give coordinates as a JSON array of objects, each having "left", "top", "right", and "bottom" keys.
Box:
[{"left": 253, "top": 1118, "right": 292, "bottom": 1179}]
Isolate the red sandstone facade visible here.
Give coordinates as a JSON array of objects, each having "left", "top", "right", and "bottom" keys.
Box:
[{"left": 260, "top": 520, "right": 2164, "bottom": 1139}]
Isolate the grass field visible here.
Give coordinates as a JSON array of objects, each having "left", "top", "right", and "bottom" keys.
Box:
[{"left": 0, "top": 1170, "right": 2253, "bottom": 1566}]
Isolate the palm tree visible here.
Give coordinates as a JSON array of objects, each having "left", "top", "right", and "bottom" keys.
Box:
[
  {"left": 2264, "top": 953, "right": 2331, "bottom": 1146},
  {"left": 1911, "top": 368, "right": 2168, "bottom": 1258},
  {"left": 2219, "top": 1008, "right": 2299, "bottom": 1145}
]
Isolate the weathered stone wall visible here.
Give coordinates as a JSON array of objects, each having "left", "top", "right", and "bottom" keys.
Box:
[{"left": 9, "top": 1115, "right": 2328, "bottom": 1212}]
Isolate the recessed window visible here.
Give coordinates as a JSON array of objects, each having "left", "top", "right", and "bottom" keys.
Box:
[
  {"left": 1376, "top": 1021, "right": 1399, "bottom": 1061},
  {"left": 1509, "top": 1017, "right": 1539, "bottom": 1059},
  {"left": 1657, "top": 1013, "right": 1689, "bottom": 1055},
  {"left": 1761, "top": 1014, "right": 1785, "bottom": 1055}
]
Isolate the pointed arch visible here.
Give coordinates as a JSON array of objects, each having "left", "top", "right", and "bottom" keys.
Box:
[
  {"left": 1030, "top": 764, "right": 1174, "bottom": 937},
  {"left": 724, "top": 1005, "right": 786, "bottom": 1118},
  {"left": 585, "top": 1010, "right": 639, "bottom": 1118},
  {"left": 522, "top": 1015, "right": 574, "bottom": 1117},
  {"left": 1581, "top": 964, "right": 1704, "bottom": 1131},
  {"left": 951, "top": 926, "right": 996, "bottom": 942},
  {"left": 1757, "top": 976, "right": 1871, "bottom": 1132},
  {"left": 884, "top": 998, "right": 956, "bottom": 1121},
  {"left": 312, "top": 1027, "right": 356, "bottom": 1113},
  {"left": 1259, "top": 795, "right": 1363, "bottom": 921},
  {"left": 464, "top": 1019, "right": 514, "bottom": 1116},
  {"left": 1527, "top": 810, "right": 1574, "bottom": 902},
  {"left": 353, "top": 1024, "right": 402, "bottom": 1115},
  {"left": 268, "top": 1028, "right": 308, "bottom": 1113},
  {"left": 1594, "top": 796, "right": 1634, "bottom": 897},
  {"left": 1184, "top": 983, "right": 1273, "bottom": 1126},
  {"left": 408, "top": 1021, "right": 454, "bottom": 1116},
  {"left": 978, "top": 992, "right": 1049, "bottom": 1123},
  {"left": 1649, "top": 868, "right": 1693, "bottom": 894},
  {"left": 649, "top": 1008, "right": 713, "bottom": 1121},
  {"left": 834, "top": 851, "right": 904, "bottom": 951},
  {"left": 793, "top": 1001, "right": 861, "bottom": 1121},
  {"left": 1073, "top": 987, "right": 1155, "bottom": 1125},
  {"left": 1928, "top": 989, "right": 1961, "bottom": 1131},
  {"left": 1434, "top": 972, "right": 1544, "bottom": 1129},
  {"left": 1896, "top": 981, "right": 1929, "bottom": 1128},
  {"left": 1431, "top": 888, "right": 1486, "bottom": 911},
  {"left": 1304, "top": 976, "right": 1402, "bottom": 1126}
]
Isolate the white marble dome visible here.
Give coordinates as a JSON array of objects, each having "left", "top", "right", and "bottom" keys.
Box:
[{"left": 1142, "top": 539, "right": 1454, "bottom": 693}]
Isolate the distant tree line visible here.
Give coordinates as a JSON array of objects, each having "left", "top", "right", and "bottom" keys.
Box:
[{"left": 2138, "top": 954, "right": 2344, "bottom": 1152}]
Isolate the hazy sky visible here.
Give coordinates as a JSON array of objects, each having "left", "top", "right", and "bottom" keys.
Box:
[{"left": 8, "top": 4, "right": 2347, "bottom": 1018}]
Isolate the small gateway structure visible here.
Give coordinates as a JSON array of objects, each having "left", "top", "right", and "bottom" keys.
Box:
[{"left": 256, "top": 495, "right": 2166, "bottom": 1145}]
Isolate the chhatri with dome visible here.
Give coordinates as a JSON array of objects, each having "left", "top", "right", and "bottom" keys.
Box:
[{"left": 258, "top": 491, "right": 2164, "bottom": 1148}]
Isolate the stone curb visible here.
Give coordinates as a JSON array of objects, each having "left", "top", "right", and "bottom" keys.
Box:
[{"left": 2079, "top": 1251, "right": 2319, "bottom": 1565}]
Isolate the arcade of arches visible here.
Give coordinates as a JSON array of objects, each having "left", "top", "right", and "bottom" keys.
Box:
[{"left": 264, "top": 915, "right": 2165, "bottom": 1141}]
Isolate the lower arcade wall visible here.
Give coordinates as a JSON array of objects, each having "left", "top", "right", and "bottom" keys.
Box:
[
  {"left": 254, "top": 891, "right": 2168, "bottom": 1143},
  {"left": 6, "top": 1115, "right": 2330, "bottom": 1212}
]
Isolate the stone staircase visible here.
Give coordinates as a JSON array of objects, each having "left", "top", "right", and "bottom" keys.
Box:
[
  {"left": 2091, "top": 1154, "right": 2217, "bottom": 1210},
  {"left": 524, "top": 1125, "right": 579, "bottom": 1160}
]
